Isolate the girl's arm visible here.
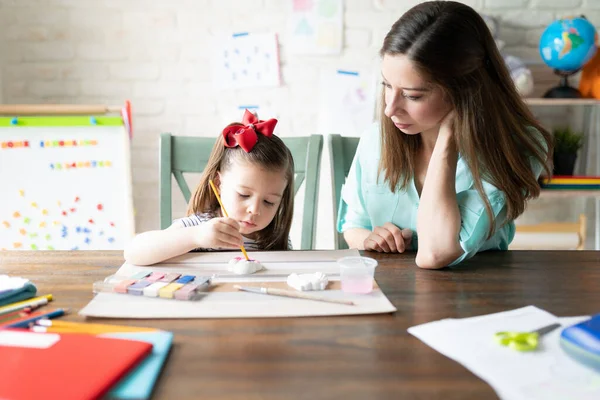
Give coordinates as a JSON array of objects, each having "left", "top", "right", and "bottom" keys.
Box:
[
  {"left": 416, "top": 122, "right": 463, "bottom": 269},
  {"left": 123, "top": 225, "right": 204, "bottom": 266},
  {"left": 124, "top": 218, "right": 242, "bottom": 265}
]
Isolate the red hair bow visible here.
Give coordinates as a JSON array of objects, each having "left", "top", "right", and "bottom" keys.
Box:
[{"left": 222, "top": 109, "right": 278, "bottom": 153}]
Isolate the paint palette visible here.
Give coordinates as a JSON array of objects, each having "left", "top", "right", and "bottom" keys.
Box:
[{"left": 93, "top": 271, "right": 212, "bottom": 301}]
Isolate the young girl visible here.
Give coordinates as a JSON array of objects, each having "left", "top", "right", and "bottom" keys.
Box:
[
  {"left": 337, "top": 1, "right": 553, "bottom": 269},
  {"left": 124, "top": 110, "right": 295, "bottom": 265}
]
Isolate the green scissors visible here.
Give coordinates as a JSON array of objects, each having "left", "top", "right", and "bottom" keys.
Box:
[{"left": 494, "top": 323, "right": 561, "bottom": 351}]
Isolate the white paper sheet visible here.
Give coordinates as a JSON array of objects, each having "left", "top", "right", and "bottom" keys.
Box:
[
  {"left": 79, "top": 249, "right": 397, "bottom": 319},
  {"left": 287, "top": 0, "right": 343, "bottom": 55},
  {"left": 408, "top": 306, "right": 600, "bottom": 400},
  {"left": 211, "top": 32, "right": 281, "bottom": 90}
]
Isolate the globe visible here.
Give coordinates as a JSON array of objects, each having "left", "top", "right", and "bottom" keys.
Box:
[{"left": 538, "top": 16, "right": 598, "bottom": 98}]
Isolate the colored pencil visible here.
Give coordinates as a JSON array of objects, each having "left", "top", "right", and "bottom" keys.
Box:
[
  {"left": 33, "top": 319, "right": 157, "bottom": 334},
  {"left": 209, "top": 179, "right": 250, "bottom": 261},
  {"left": 4, "top": 308, "right": 67, "bottom": 329},
  {"left": 0, "top": 294, "right": 52, "bottom": 316},
  {"left": 233, "top": 285, "right": 355, "bottom": 306}
]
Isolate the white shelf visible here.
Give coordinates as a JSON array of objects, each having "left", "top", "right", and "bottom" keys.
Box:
[
  {"left": 525, "top": 98, "right": 600, "bottom": 106},
  {"left": 540, "top": 189, "right": 600, "bottom": 198}
]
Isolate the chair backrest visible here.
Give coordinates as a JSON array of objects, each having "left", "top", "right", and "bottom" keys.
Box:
[
  {"left": 160, "top": 133, "right": 323, "bottom": 249},
  {"left": 328, "top": 134, "right": 360, "bottom": 249}
]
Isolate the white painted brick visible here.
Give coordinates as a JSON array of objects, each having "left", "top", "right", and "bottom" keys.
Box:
[
  {"left": 5, "top": 26, "right": 50, "bottom": 41},
  {"left": 130, "top": 44, "right": 181, "bottom": 62},
  {"left": 498, "top": 26, "right": 527, "bottom": 46},
  {"left": 28, "top": 81, "right": 79, "bottom": 97},
  {"left": 165, "top": 98, "right": 217, "bottom": 116},
  {"left": 81, "top": 81, "right": 132, "bottom": 97},
  {"left": 4, "top": 64, "right": 60, "bottom": 80},
  {"left": 4, "top": 81, "right": 27, "bottom": 98},
  {"left": 49, "top": 27, "right": 104, "bottom": 42},
  {"left": 134, "top": 116, "right": 185, "bottom": 139},
  {"left": 524, "top": 28, "right": 546, "bottom": 47},
  {"left": 180, "top": 44, "right": 211, "bottom": 62},
  {"left": 531, "top": 0, "right": 583, "bottom": 8},
  {"left": 263, "top": 0, "right": 286, "bottom": 11},
  {"left": 182, "top": 114, "right": 223, "bottom": 136},
  {"left": 77, "top": 44, "right": 128, "bottom": 61},
  {"left": 499, "top": 11, "right": 555, "bottom": 28},
  {"left": 210, "top": 0, "right": 264, "bottom": 13},
  {"left": 345, "top": 11, "right": 396, "bottom": 29},
  {"left": 177, "top": 10, "right": 234, "bottom": 31},
  {"left": 61, "top": 63, "right": 109, "bottom": 80},
  {"left": 68, "top": 9, "right": 123, "bottom": 29},
  {"left": 13, "top": 8, "right": 69, "bottom": 25},
  {"left": 122, "top": 10, "right": 177, "bottom": 29},
  {"left": 21, "top": 42, "right": 75, "bottom": 61},
  {"left": 109, "top": 63, "right": 160, "bottom": 80},
  {"left": 502, "top": 46, "right": 545, "bottom": 62},
  {"left": 345, "top": 0, "right": 374, "bottom": 11},
  {"left": 484, "top": 0, "right": 529, "bottom": 8},
  {"left": 583, "top": 0, "right": 600, "bottom": 8},
  {"left": 226, "top": 11, "right": 287, "bottom": 33},
  {"left": 129, "top": 99, "right": 165, "bottom": 116},
  {"left": 373, "top": 0, "right": 424, "bottom": 13},
  {"left": 461, "top": 0, "right": 483, "bottom": 8},
  {"left": 280, "top": 64, "right": 319, "bottom": 85},
  {"left": 160, "top": 62, "right": 212, "bottom": 81},
  {"left": 133, "top": 81, "right": 187, "bottom": 98},
  {"left": 344, "top": 28, "right": 371, "bottom": 48}
]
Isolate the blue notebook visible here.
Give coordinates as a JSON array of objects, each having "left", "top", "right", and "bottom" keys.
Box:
[{"left": 101, "top": 331, "right": 173, "bottom": 400}]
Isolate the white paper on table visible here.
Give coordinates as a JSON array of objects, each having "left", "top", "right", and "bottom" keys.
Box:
[
  {"left": 79, "top": 249, "right": 398, "bottom": 319},
  {"left": 408, "top": 306, "right": 600, "bottom": 400}
]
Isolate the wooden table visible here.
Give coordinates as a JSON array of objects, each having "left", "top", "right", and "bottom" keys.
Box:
[{"left": 1, "top": 250, "right": 599, "bottom": 400}]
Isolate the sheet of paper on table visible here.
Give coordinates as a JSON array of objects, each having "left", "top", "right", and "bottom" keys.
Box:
[
  {"left": 408, "top": 306, "right": 599, "bottom": 400},
  {"left": 79, "top": 249, "right": 397, "bottom": 319}
]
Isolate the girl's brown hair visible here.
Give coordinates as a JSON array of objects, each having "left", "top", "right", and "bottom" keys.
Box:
[
  {"left": 379, "top": 0, "right": 552, "bottom": 237},
  {"left": 187, "top": 129, "right": 295, "bottom": 250}
]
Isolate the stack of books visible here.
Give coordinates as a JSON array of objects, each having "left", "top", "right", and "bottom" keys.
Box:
[
  {"left": 541, "top": 175, "right": 600, "bottom": 190},
  {"left": 0, "top": 275, "right": 172, "bottom": 400}
]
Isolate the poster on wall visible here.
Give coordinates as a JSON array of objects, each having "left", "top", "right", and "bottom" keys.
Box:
[
  {"left": 318, "top": 69, "right": 377, "bottom": 137},
  {"left": 211, "top": 33, "right": 281, "bottom": 90},
  {"left": 288, "top": 0, "right": 344, "bottom": 55}
]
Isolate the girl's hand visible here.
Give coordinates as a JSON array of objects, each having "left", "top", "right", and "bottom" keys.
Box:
[
  {"left": 195, "top": 217, "right": 243, "bottom": 249},
  {"left": 363, "top": 223, "right": 413, "bottom": 253}
]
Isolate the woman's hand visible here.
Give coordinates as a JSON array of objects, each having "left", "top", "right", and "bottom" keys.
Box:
[
  {"left": 195, "top": 217, "right": 243, "bottom": 249},
  {"left": 363, "top": 223, "right": 413, "bottom": 253},
  {"left": 438, "top": 109, "right": 456, "bottom": 142}
]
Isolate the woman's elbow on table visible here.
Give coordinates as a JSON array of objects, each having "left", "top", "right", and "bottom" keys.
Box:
[{"left": 415, "top": 247, "right": 463, "bottom": 270}]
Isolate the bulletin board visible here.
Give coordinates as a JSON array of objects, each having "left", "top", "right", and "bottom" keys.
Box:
[{"left": 0, "top": 115, "right": 134, "bottom": 250}]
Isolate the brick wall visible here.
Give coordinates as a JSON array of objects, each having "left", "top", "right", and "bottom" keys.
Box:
[{"left": 1, "top": 0, "right": 598, "bottom": 249}]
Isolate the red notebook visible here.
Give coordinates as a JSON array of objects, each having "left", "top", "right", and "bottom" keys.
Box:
[{"left": 0, "top": 329, "right": 153, "bottom": 400}]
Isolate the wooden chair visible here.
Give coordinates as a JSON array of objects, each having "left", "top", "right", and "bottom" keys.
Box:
[
  {"left": 511, "top": 214, "right": 587, "bottom": 250},
  {"left": 159, "top": 133, "right": 323, "bottom": 250},
  {"left": 328, "top": 134, "right": 360, "bottom": 249}
]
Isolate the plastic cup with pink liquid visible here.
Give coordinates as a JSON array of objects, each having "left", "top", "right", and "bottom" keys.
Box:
[{"left": 337, "top": 256, "right": 378, "bottom": 294}]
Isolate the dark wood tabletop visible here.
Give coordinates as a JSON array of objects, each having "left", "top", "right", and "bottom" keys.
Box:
[{"left": 1, "top": 250, "right": 599, "bottom": 400}]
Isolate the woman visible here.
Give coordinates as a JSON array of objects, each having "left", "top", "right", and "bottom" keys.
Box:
[{"left": 337, "top": 1, "right": 552, "bottom": 269}]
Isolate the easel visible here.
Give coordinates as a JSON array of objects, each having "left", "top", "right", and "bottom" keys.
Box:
[{"left": 0, "top": 101, "right": 133, "bottom": 138}]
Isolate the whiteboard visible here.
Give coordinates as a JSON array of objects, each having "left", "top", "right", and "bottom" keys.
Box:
[{"left": 0, "top": 116, "right": 134, "bottom": 250}]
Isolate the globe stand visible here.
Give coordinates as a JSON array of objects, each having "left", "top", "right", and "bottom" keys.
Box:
[{"left": 543, "top": 69, "right": 582, "bottom": 98}]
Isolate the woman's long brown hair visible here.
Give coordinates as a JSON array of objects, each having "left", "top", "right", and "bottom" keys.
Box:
[
  {"left": 379, "top": 0, "right": 552, "bottom": 237},
  {"left": 187, "top": 130, "right": 295, "bottom": 250}
]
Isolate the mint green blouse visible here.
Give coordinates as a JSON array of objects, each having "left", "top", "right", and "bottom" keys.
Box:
[{"left": 336, "top": 123, "right": 544, "bottom": 266}]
